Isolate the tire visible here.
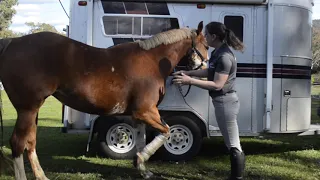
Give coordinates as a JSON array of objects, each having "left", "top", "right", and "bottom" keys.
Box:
[
  {"left": 97, "top": 117, "right": 136, "bottom": 159},
  {"left": 158, "top": 115, "right": 202, "bottom": 161}
]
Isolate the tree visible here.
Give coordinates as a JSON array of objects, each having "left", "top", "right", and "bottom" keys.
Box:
[
  {"left": 0, "top": 29, "right": 22, "bottom": 38},
  {"left": 0, "top": 0, "right": 18, "bottom": 33},
  {"left": 312, "top": 20, "right": 320, "bottom": 73},
  {"left": 25, "top": 22, "right": 65, "bottom": 36},
  {"left": 312, "top": 27, "right": 320, "bottom": 72}
]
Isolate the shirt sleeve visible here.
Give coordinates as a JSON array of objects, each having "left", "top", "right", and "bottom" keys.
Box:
[{"left": 215, "top": 55, "right": 232, "bottom": 75}]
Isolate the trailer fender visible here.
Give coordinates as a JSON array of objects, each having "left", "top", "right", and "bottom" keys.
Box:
[{"left": 159, "top": 110, "right": 209, "bottom": 138}]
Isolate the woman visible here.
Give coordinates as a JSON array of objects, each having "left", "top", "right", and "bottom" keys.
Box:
[{"left": 172, "top": 21, "right": 245, "bottom": 180}]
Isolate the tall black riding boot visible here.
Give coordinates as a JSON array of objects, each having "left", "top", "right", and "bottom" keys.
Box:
[{"left": 229, "top": 147, "right": 245, "bottom": 180}]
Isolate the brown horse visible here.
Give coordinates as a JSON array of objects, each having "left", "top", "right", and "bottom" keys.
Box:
[{"left": 0, "top": 21, "right": 208, "bottom": 179}]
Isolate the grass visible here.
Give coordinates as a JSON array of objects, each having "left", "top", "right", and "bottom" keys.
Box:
[
  {"left": 311, "top": 85, "right": 320, "bottom": 124},
  {"left": 312, "top": 85, "right": 320, "bottom": 96},
  {"left": 0, "top": 91, "right": 320, "bottom": 180}
]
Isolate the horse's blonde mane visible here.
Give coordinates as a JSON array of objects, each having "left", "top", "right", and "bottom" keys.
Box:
[{"left": 138, "top": 28, "right": 197, "bottom": 50}]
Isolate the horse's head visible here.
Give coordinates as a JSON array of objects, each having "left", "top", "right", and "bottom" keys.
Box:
[{"left": 184, "top": 21, "right": 209, "bottom": 70}]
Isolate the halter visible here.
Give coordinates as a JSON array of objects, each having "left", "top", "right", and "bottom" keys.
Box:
[
  {"left": 190, "top": 36, "right": 207, "bottom": 70},
  {"left": 174, "top": 36, "right": 207, "bottom": 97}
]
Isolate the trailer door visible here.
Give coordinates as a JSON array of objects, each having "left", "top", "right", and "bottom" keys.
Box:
[
  {"left": 208, "top": 5, "right": 254, "bottom": 134},
  {"left": 272, "top": 5, "right": 312, "bottom": 133}
]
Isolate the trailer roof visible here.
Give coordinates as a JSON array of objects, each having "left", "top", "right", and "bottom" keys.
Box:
[{"left": 100, "top": 0, "right": 267, "bottom": 5}]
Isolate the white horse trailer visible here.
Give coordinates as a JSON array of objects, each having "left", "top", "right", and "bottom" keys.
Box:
[{"left": 61, "top": 0, "right": 319, "bottom": 160}]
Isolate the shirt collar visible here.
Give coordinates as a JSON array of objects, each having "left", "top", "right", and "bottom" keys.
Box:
[{"left": 211, "top": 43, "right": 228, "bottom": 57}]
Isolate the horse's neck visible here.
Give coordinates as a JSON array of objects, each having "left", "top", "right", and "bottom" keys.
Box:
[
  {"left": 159, "top": 38, "right": 192, "bottom": 69},
  {"left": 151, "top": 38, "right": 192, "bottom": 78}
]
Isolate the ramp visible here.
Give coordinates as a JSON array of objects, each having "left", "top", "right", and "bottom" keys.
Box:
[{"left": 298, "top": 124, "right": 320, "bottom": 136}]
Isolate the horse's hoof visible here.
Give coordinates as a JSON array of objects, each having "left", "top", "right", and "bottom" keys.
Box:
[
  {"left": 141, "top": 170, "right": 154, "bottom": 179},
  {"left": 133, "top": 154, "right": 138, "bottom": 168},
  {"left": 36, "top": 177, "right": 50, "bottom": 180},
  {"left": 36, "top": 175, "right": 50, "bottom": 180}
]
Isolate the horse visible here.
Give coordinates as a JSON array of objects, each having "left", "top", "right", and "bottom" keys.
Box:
[{"left": 0, "top": 21, "right": 208, "bottom": 179}]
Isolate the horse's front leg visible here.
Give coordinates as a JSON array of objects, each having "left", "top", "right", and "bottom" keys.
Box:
[
  {"left": 132, "top": 106, "right": 170, "bottom": 179},
  {"left": 133, "top": 122, "right": 151, "bottom": 177}
]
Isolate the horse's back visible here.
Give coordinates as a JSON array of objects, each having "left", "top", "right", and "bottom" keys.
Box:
[{"left": 0, "top": 31, "right": 164, "bottom": 116}]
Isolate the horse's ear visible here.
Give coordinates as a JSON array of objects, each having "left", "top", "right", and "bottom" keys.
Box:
[{"left": 197, "top": 21, "right": 204, "bottom": 35}]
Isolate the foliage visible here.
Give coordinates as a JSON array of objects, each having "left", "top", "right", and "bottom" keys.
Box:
[
  {"left": 25, "top": 22, "right": 65, "bottom": 36},
  {"left": 0, "top": 0, "right": 18, "bottom": 31},
  {"left": 0, "top": 0, "right": 18, "bottom": 38},
  {"left": 312, "top": 20, "right": 320, "bottom": 73},
  {"left": 0, "top": 0, "right": 65, "bottom": 38},
  {"left": 0, "top": 29, "right": 22, "bottom": 38}
]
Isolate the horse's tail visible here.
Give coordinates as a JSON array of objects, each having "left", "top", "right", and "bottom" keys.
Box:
[
  {"left": 0, "top": 38, "right": 9, "bottom": 149},
  {"left": 0, "top": 89, "right": 4, "bottom": 176},
  {"left": 0, "top": 38, "right": 12, "bottom": 57},
  {"left": 0, "top": 38, "right": 13, "bottom": 176}
]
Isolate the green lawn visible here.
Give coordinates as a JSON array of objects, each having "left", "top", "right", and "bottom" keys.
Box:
[
  {"left": 0, "top": 91, "right": 319, "bottom": 180},
  {"left": 311, "top": 85, "right": 320, "bottom": 124},
  {"left": 312, "top": 85, "right": 320, "bottom": 96}
]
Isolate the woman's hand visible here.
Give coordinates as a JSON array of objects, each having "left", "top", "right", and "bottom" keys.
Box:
[{"left": 172, "top": 73, "right": 193, "bottom": 85}]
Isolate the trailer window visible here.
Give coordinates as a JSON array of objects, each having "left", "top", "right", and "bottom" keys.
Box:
[
  {"left": 112, "top": 38, "right": 145, "bottom": 46},
  {"left": 102, "top": 2, "right": 126, "bottom": 14},
  {"left": 146, "top": 3, "right": 170, "bottom": 15},
  {"left": 103, "top": 16, "right": 179, "bottom": 36},
  {"left": 103, "top": 16, "right": 141, "bottom": 35},
  {"left": 143, "top": 18, "right": 179, "bottom": 35},
  {"left": 224, "top": 16, "right": 244, "bottom": 42},
  {"left": 124, "top": 2, "right": 148, "bottom": 14},
  {"left": 101, "top": 1, "right": 170, "bottom": 15},
  {"left": 112, "top": 38, "right": 134, "bottom": 45}
]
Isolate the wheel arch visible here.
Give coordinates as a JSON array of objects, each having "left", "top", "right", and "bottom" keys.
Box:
[{"left": 159, "top": 110, "right": 209, "bottom": 138}]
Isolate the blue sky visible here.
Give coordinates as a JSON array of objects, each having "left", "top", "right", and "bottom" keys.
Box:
[
  {"left": 8, "top": 0, "right": 320, "bottom": 33},
  {"left": 9, "top": 0, "right": 70, "bottom": 33}
]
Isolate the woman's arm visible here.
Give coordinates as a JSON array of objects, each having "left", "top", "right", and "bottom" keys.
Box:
[
  {"left": 187, "top": 69, "right": 208, "bottom": 78},
  {"left": 189, "top": 72, "right": 228, "bottom": 91},
  {"left": 173, "top": 69, "right": 208, "bottom": 78},
  {"left": 173, "top": 55, "right": 232, "bottom": 91}
]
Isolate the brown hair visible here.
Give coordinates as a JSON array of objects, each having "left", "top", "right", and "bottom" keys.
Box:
[{"left": 205, "top": 22, "right": 245, "bottom": 52}]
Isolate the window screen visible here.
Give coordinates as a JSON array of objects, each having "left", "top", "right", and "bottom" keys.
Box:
[
  {"left": 102, "top": 2, "right": 125, "bottom": 14},
  {"left": 101, "top": 1, "right": 170, "bottom": 15},
  {"left": 103, "top": 16, "right": 141, "bottom": 35},
  {"left": 124, "top": 2, "right": 148, "bottom": 14},
  {"left": 112, "top": 38, "right": 134, "bottom": 45},
  {"left": 224, "top": 16, "right": 244, "bottom": 42},
  {"left": 146, "top": 2, "right": 170, "bottom": 15},
  {"left": 103, "top": 16, "right": 179, "bottom": 36},
  {"left": 143, "top": 17, "right": 179, "bottom": 35}
]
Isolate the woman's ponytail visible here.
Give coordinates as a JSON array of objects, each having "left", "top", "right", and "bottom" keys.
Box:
[
  {"left": 205, "top": 22, "right": 245, "bottom": 52},
  {"left": 225, "top": 28, "right": 245, "bottom": 52}
]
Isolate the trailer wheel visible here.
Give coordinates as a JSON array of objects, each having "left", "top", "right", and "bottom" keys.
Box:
[
  {"left": 159, "top": 115, "right": 202, "bottom": 161},
  {"left": 97, "top": 118, "right": 136, "bottom": 159}
]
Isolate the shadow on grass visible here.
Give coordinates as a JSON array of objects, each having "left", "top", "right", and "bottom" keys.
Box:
[
  {"left": 2, "top": 122, "right": 320, "bottom": 158},
  {"left": 196, "top": 134, "right": 320, "bottom": 158},
  {"left": 2, "top": 121, "right": 320, "bottom": 180},
  {"left": 3, "top": 154, "right": 205, "bottom": 180}
]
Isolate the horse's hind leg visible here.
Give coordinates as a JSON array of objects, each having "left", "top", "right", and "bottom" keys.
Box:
[
  {"left": 10, "top": 109, "right": 49, "bottom": 180},
  {"left": 133, "top": 122, "right": 146, "bottom": 153},
  {"left": 132, "top": 106, "right": 170, "bottom": 179},
  {"left": 27, "top": 113, "right": 49, "bottom": 180}
]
